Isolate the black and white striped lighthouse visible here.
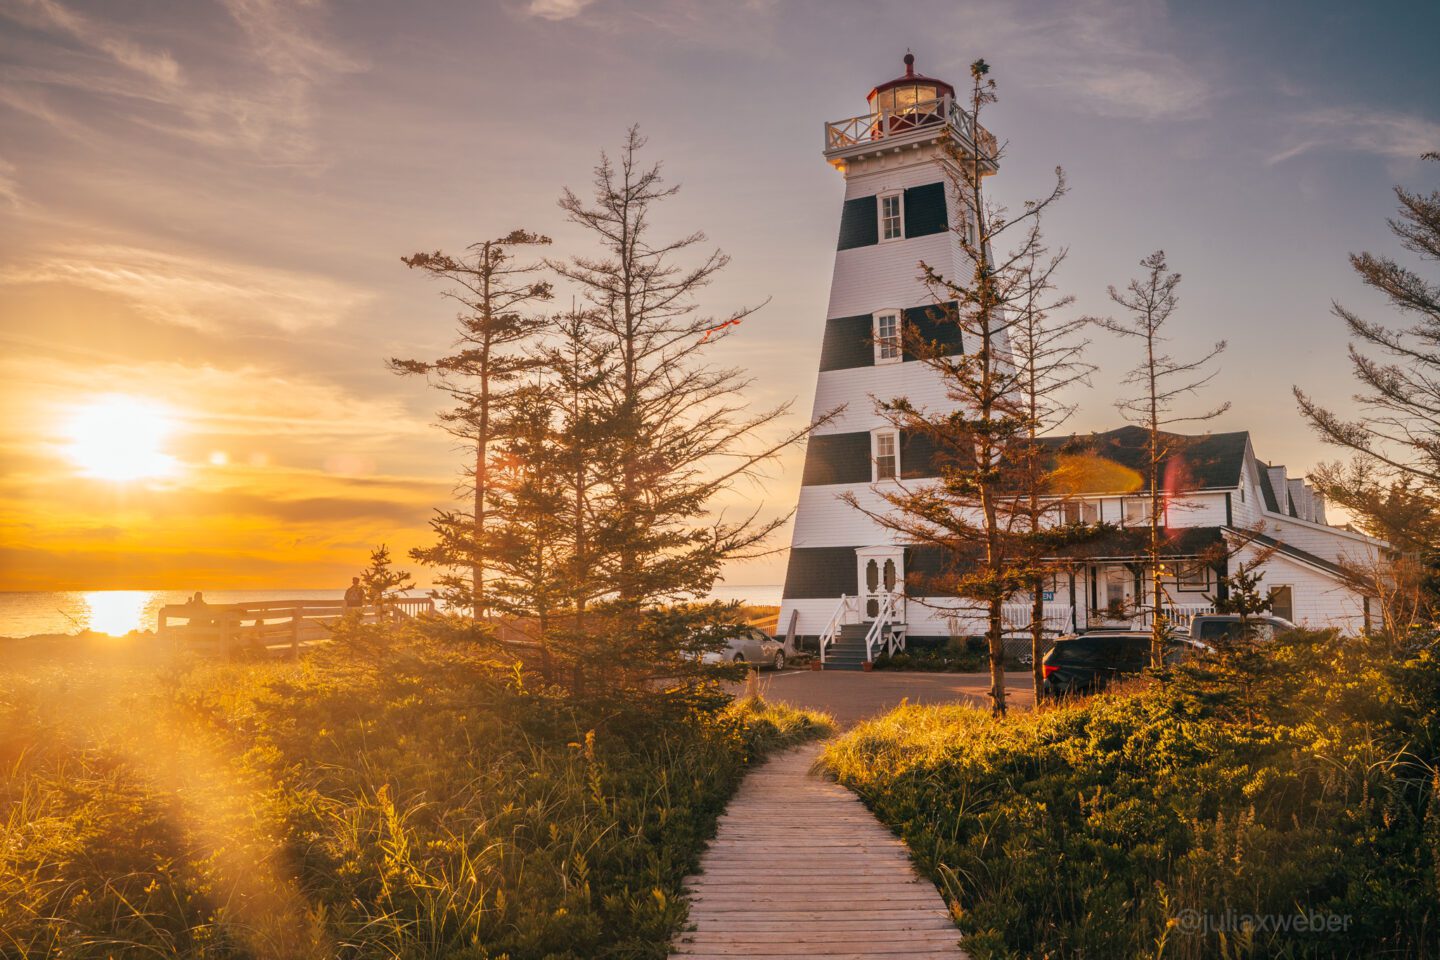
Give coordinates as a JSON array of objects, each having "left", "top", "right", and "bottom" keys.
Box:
[{"left": 778, "top": 54, "right": 998, "bottom": 666}]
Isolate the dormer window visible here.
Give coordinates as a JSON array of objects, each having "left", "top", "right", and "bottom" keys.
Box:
[
  {"left": 873, "top": 310, "right": 901, "bottom": 363},
  {"left": 879, "top": 193, "right": 903, "bottom": 241},
  {"left": 873, "top": 430, "right": 899, "bottom": 481}
]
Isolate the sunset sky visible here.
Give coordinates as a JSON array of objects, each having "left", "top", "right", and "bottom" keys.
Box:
[{"left": 1, "top": 0, "right": 1438, "bottom": 591}]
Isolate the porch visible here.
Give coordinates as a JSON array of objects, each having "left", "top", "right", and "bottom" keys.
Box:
[{"left": 804, "top": 535, "right": 1227, "bottom": 667}]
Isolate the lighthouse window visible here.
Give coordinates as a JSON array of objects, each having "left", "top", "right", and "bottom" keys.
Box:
[
  {"left": 873, "top": 311, "right": 901, "bottom": 363},
  {"left": 873, "top": 431, "right": 898, "bottom": 481},
  {"left": 879, "top": 194, "right": 903, "bottom": 241}
]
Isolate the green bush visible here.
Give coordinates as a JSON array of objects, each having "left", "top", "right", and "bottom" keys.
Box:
[
  {"left": 825, "top": 629, "right": 1440, "bottom": 959},
  {"left": 873, "top": 638, "right": 988, "bottom": 673},
  {"left": 0, "top": 622, "right": 832, "bottom": 959}
]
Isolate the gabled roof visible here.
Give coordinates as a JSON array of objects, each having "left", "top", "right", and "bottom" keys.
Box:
[
  {"left": 1238, "top": 529, "right": 1352, "bottom": 580},
  {"left": 1042, "top": 426, "right": 1250, "bottom": 495},
  {"left": 1256, "top": 464, "right": 1281, "bottom": 513}
]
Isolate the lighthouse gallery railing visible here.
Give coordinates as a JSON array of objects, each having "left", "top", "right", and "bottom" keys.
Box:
[{"left": 824, "top": 94, "right": 998, "bottom": 158}]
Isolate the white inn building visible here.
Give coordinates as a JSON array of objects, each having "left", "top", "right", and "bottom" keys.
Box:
[{"left": 777, "top": 56, "right": 1387, "bottom": 668}]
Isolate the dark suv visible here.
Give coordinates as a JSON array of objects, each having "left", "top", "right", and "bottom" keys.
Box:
[
  {"left": 1188, "top": 614, "right": 1296, "bottom": 644},
  {"left": 1041, "top": 631, "right": 1207, "bottom": 697}
]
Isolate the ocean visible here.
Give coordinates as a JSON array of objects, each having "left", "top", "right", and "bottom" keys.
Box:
[{"left": 0, "top": 584, "right": 786, "bottom": 639}]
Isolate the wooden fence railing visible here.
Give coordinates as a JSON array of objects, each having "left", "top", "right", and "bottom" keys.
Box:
[{"left": 157, "top": 596, "right": 437, "bottom": 658}]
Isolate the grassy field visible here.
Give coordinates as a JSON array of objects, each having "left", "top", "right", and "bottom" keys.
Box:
[
  {"left": 0, "top": 621, "right": 832, "bottom": 959},
  {"left": 825, "top": 630, "right": 1440, "bottom": 959}
]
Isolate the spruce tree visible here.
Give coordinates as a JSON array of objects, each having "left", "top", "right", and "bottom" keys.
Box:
[
  {"left": 360, "top": 544, "right": 415, "bottom": 619},
  {"left": 391, "top": 232, "right": 552, "bottom": 616},
  {"left": 1008, "top": 246, "right": 1096, "bottom": 702},
  {"left": 486, "top": 382, "right": 572, "bottom": 672},
  {"left": 1295, "top": 153, "right": 1440, "bottom": 630},
  {"left": 1102, "top": 251, "right": 1228, "bottom": 667},
  {"left": 550, "top": 127, "right": 817, "bottom": 637}
]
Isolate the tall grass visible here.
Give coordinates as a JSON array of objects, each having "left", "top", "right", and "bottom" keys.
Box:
[
  {"left": 825, "top": 630, "right": 1440, "bottom": 959},
  {"left": 0, "top": 623, "right": 832, "bottom": 958}
]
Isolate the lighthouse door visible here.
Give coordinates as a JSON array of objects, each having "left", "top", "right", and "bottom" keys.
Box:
[{"left": 856, "top": 548, "right": 904, "bottom": 620}]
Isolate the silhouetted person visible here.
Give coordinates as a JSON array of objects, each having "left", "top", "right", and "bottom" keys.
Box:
[
  {"left": 344, "top": 577, "right": 365, "bottom": 609},
  {"left": 185, "top": 591, "right": 213, "bottom": 628}
]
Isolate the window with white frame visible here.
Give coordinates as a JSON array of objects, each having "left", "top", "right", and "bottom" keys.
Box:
[
  {"left": 1062, "top": 499, "right": 1101, "bottom": 525},
  {"left": 873, "top": 310, "right": 901, "bottom": 363},
  {"left": 1176, "top": 561, "right": 1210, "bottom": 591},
  {"left": 879, "top": 194, "right": 903, "bottom": 241},
  {"left": 873, "top": 430, "right": 899, "bottom": 481},
  {"left": 1124, "top": 498, "right": 1152, "bottom": 525}
]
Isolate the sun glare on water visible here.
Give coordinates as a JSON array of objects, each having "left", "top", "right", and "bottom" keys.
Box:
[
  {"left": 66, "top": 395, "right": 179, "bottom": 481},
  {"left": 83, "top": 591, "right": 153, "bottom": 636}
]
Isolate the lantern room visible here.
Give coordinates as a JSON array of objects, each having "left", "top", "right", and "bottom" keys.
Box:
[
  {"left": 866, "top": 52, "right": 955, "bottom": 118},
  {"left": 822, "top": 51, "right": 995, "bottom": 173}
]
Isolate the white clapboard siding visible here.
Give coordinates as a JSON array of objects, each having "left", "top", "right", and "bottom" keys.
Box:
[
  {"left": 1232, "top": 542, "right": 1371, "bottom": 634},
  {"left": 812, "top": 362, "right": 958, "bottom": 436}
]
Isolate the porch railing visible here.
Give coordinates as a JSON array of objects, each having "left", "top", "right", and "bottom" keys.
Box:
[
  {"left": 1138, "top": 603, "right": 1216, "bottom": 628},
  {"left": 818, "top": 595, "right": 856, "bottom": 665},
  {"left": 864, "top": 591, "right": 906, "bottom": 662},
  {"left": 1000, "top": 603, "right": 1075, "bottom": 635}
]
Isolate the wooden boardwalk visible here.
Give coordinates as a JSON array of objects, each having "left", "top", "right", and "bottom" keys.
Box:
[{"left": 675, "top": 742, "right": 967, "bottom": 959}]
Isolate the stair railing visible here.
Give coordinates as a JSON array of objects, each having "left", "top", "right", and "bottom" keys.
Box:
[
  {"left": 818, "top": 595, "right": 854, "bottom": 665},
  {"left": 863, "top": 590, "right": 903, "bottom": 662}
]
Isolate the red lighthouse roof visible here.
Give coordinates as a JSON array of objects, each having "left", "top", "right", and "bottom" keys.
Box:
[{"left": 866, "top": 52, "right": 955, "bottom": 110}]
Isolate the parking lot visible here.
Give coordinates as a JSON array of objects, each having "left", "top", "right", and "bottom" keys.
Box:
[{"left": 726, "top": 668, "right": 1038, "bottom": 727}]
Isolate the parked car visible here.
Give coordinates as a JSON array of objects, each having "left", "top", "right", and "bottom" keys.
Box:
[
  {"left": 1041, "top": 631, "right": 1210, "bottom": 697},
  {"left": 701, "top": 626, "right": 787, "bottom": 670},
  {"left": 1186, "top": 614, "right": 1296, "bottom": 644}
]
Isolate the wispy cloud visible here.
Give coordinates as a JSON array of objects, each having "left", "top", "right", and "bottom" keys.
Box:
[
  {"left": 2, "top": 0, "right": 184, "bottom": 85},
  {"left": 0, "top": 244, "right": 374, "bottom": 334},
  {"left": 1266, "top": 107, "right": 1440, "bottom": 165},
  {"left": 525, "top": 0, "right": 597, "bottom": 21},
  {"left": 1065, "top": 58, "right": 1210, "bottom": 121},
  {"left": 952, "top": 0, "right": 1214, "bottom": 121},
  {"left": 0, "top": 156, "right": 21, "bottom": 208},
  {"left": 0, "top": 0, "right": 362, "bottom": 165}
]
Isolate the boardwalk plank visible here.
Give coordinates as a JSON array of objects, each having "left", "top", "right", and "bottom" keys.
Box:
[{"left": 676, "top": 742, "right": 966, "bottom": 959}]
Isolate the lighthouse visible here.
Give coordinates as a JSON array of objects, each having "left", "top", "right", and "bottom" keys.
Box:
[{"left": 778, "top": 54, "right": 998, "bottom": 669}]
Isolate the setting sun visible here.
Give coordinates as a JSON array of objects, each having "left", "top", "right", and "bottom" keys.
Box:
[{"left": 65, "top": 396, "right": 179, "bottom": 482}]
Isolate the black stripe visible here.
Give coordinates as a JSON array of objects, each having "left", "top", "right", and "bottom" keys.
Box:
[
  {"left": 801, "top": 433, "right": 872, "bottom": 486},
  {"left": 904, "top": 545, "right": 962, "bottom": 597},
  {"left": 782, "top": 547, "right": 860, "bottom": 598},
  {"left": 819, "top": 301, "right": 962, "bottom": 373},
  {"left": 800, "top": 429, "right": 944, "bottom": 486},
  {"left": 900, "top": 431, "right": 938, "bottom": 480},
  {"left": 818, "top": 314, "right": 873, "bottom": 372},
  {"left": 837, "top": 196, "right": 878, "bottom": 250},
  {"left": 903, "top": 302, "right": 963, "bottom": 359},
  {"left": 781, "top": 545, "right": 963, "bottom": 600},
  {"left": 904, "top": 182, "right": 947, "bottom": 238}
]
